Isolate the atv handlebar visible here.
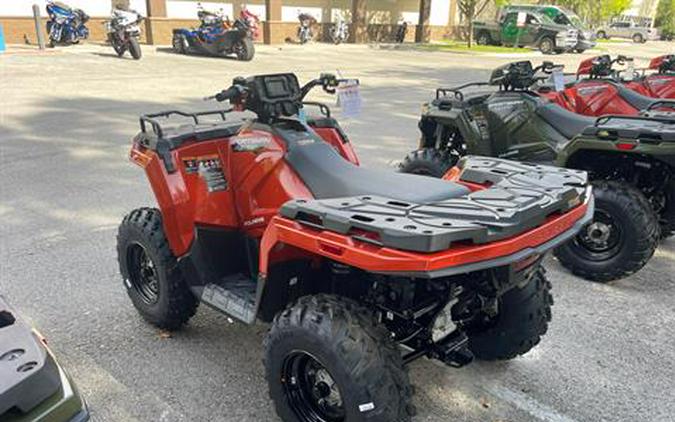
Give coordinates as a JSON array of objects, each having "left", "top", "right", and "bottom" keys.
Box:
[
  {"left": 534, "top": 61, "right": 564, "bottom": 75},
  {"left": 612, "top": 55, "right": 632, "bottom": 66},
  {"left": 206, "top": 74, "right": 357, "bottom": 103},
  {"left": 300, "top": 74, "right": 358, "bottom": 99}
]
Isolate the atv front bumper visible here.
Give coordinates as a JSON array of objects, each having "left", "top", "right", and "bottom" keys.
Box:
[{"left": 575, "top": 39, "right": 596, "bottom": 50}]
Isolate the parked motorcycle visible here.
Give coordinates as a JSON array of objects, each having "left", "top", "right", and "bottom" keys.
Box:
[
  {"left": 105, "top": 6, "right": 144, "bottom": 60},
  {"left": 172, "top": 4, "right": 255, "bottom": 61},
  {"left": 395, "top": 20, "right": 408, "bottom": 43},
  {"left": 45, "top": 1, "right": 89, "bottom": 47},
  {"left": 330, "top": 19, "right": 349, "bottom": 44},
  {"left": 240, "top": 7, "right": 261, "bottom": 41},
  {"left": 538, "top": 55, "right": 673, "bottom": 115},
  {"left": 400, "top": 60, "right": 675, "bottom": 282},
  {"left": 297, "top": 13, "right": 316, "bottom": 44}
]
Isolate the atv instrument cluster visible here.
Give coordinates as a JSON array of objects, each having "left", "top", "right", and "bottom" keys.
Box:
[{"left": 208, "top": 73, "right": 348, "bottom": 122}]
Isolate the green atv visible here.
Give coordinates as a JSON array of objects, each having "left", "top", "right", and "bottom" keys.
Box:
[
  {"left": 0, "top": 296, "right": 89, "bottom": 422},
  {"left": 400, "top": 61, "right": 675, "bottom": 282}
]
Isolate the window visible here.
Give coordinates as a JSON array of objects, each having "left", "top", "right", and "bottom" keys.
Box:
[{"left": 526, "top": 14, "right": 540, "bottom": 25}]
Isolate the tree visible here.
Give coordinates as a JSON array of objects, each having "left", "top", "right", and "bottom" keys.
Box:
[
  {"left": 458, "top": 0, "right": 507, "bottom": 47},
  {"left": 551, "top": 0, "right": 631, "bottom": 26},
  {"left": 655, "top": 0, "right": 675, "bottom": 37}
]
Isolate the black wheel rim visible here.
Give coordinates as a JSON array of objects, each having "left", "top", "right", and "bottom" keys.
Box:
[
  {"left": 570, "top": 209, "right": 623, "bottom": 262},
  {"left": 282, "top": 351, "right": 345, "bottom": 422},
  {"left": 127, "top": 243, "right": 160, "bottom": 305}
]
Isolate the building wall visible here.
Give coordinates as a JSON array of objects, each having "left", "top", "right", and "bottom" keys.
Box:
[{"left": 0, "top": 0, "right": 455, "bottom": 44}]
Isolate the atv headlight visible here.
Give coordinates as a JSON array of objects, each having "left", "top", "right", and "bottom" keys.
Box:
[{"left": 431, "top": 298, "right": 458, "bottom": 342}]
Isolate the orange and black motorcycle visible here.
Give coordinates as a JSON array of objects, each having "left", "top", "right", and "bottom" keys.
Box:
[{"left": 117, "top": 73, "right": 592, "bottom": 422}]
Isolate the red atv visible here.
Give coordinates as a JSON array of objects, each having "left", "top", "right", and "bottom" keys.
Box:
[
  {"left": 624, "top": 54, "right": 675, "bottom": 99},
  {"left": 117, "top": 73, "right": 592, "bottom": 422},
  {"left": 539, "top": 55, "right": 674, "bottom": 116}
]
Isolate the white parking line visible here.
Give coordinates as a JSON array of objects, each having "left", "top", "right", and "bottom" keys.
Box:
[{"left": 486, "top": 384, "right": 579, "bottom": 422}]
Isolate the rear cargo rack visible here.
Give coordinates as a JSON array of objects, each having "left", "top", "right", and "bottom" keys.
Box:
[
  {"left": 436, "top": 82, "right": 490, "bottom": 100},
  {"left": 584, "top": 114, "right": 675, "bottom": 142},
  {"left": 281, "top": 157, "right": 589, "bottom": 253}
]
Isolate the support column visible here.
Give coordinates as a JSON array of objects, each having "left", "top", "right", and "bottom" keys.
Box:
[
  {"left": 264, "top": 0, "right": 283, "bottom": 44},
  {"left": 350, "top": 0, "right": 367, "bottom": 43},
  {"left": 233, "top": 2, "right": 243, "bottom": 18},
  {"left": 146, "top": 0, "right": 167, "bottom": 17},
  {"left": 145, "top": 0, "right": 167, "bottom": 45},
  {"left": 321, "top": 0, "right": 333, "bottom": 42},
  {"left": 448, "top": 0, "right": 458, "bottom": 38},
  {"left": 415, "top": 0, "right": 431, "bottom": 43}
]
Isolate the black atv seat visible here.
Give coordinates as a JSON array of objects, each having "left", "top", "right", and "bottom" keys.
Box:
[
  {"left": 285, "top": 137, "right": 469, "bottom": 203},
  {"left": 536, "top": 103, "right": 596, "bottom": 139},
  {"left": 616, "top": 84, "right": 654, "bottom": 110}
]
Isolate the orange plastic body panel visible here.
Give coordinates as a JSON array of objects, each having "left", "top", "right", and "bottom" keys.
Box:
[
  {"left": 541, "top": 81, "right": 640, "bottom": 116},
  {"left": 258, "top": 202, "right": 590, "bottom": 277},
  {"left": 130, "top": 121, "right": 360, "bottom": 257},
  {"left": 625, "top": 75, "right": 675, "bottom": 99}
]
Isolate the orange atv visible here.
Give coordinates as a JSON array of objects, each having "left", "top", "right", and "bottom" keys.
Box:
[{"left": 117, "top": 73, "right": 592, "bottom": 421}]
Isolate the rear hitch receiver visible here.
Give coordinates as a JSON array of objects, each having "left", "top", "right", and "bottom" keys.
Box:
[{"left": 403, "top": 331, "right": 474, "bottom": 368}]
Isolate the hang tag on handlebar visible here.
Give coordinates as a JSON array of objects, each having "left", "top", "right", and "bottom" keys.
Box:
[
  {"left": 337, "top": 80, "right": 362, "bottom": 118},
  {"left": 552, "top": 69, "right": 565, "bottom": 92},
  {"left": 624, "top": 60, "right": 635, "bottom": 81},
  {"left": 298, "top": 108, "right": 307, "bottom": 125}
]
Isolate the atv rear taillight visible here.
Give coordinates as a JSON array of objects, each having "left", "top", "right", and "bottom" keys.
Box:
[
  {"left": 318, "top": 242, "right": 345, "bottom": 256},
  {"left": 615, "top": 141, "right": 638, "bottom": 151}
]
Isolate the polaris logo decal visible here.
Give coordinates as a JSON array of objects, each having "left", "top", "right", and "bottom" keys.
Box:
[
  {"left": 244, "top": 217, "right": 265, "bottom": 227},
  {"left": 232, "top": 136, "right": 271, "bottom": 152},
  {"left": 577, "top": 86, "right": 607, "bottom": 95}
]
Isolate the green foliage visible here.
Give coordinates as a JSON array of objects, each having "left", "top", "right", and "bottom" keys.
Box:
[
  {"left": 550, "top": 0, "right": 632, "bottom": 26},
  {"left": 655, "top": 0, "right": 675, "bottom": 35},
  {"left": 458, "top": 0, "right": 507, "bottom": 47}
]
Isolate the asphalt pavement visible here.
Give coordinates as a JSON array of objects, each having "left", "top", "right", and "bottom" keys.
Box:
[{"left": 0, "top": 40, "right": 674, "bottom": 422}]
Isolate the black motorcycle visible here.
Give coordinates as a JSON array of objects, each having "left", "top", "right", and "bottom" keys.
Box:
[
  {"left": 106, "top": 7, "right": 144, "bottom": 60},
  {"left": 297, "top": 13, "right": 316, "bottom": 44},
  {"left": 395, "top": 20, "right": 408, "bottom": 43}
]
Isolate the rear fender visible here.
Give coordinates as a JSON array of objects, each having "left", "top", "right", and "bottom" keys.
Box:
[
  {"left": 557, "top": 137, "right": 675, "bottom": 169},
  {"left": 419, "top": 107, "right": 478, "bottom": 151}
]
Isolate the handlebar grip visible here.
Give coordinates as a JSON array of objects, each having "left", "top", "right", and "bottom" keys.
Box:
[{"left": 214, "top": 86, "right": 241, "bottom": 102}]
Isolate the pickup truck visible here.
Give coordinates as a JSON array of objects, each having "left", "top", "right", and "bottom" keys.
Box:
[
  {"left": 501, "top": 5, "right": 596, "bottom": 52},
  {"left": 596, "top": 21, "right": 660, "bottom": 43},
  {"left": 474, "top": 11, "right": 578, "bottom": 54}
]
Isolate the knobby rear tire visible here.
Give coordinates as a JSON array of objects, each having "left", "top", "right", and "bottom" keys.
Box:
[
  {"left": 466, "top": 268, "right": 553, "bottom": 361},
  {"left": 398, "top": 148, "right": 455, "bottom": 178},
  {"left": 265, "top": 294, "right": 416, "bottom": 422}
]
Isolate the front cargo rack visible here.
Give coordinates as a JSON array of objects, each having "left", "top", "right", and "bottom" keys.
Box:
[
  {"left": 136, "top": 102, "right": 334, "bottom": 173},
  {"left": 281, "top": 157, "right": 590, "bottom": 253}
]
